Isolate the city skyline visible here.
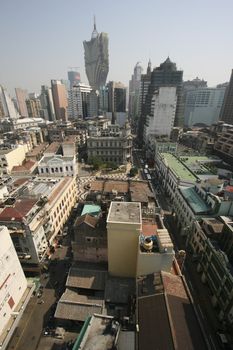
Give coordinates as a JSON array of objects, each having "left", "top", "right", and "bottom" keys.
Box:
[{"left": 1, "top": 0, "right": 233, "bottom": 95}]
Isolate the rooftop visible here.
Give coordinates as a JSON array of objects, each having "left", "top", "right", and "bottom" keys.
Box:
[
  {"left": 0, "top": 198, "right": 38, "bottom": 222},
  {"left": 66, "top": 267, "right": 107, "bottom": 291},
  {"left": 161, "top": 153, "right": 197, "bottom": 182},
  {"left": 44, "top": 142, "right": 60, "bottom": 154},
  {"left": 73, "top": 314, "right": 120, "bottom": 350},
  {"left": 105, "top": 277, "right": 135, "bottom": 304},
  {"left": 26, "top": 142, "right": 48, "bottom": 157},
  {"left": 107, "top": 202, "right": 141, "bottom": 224},
  {"left": 81, "top": 204, "right": 101, "bottom": 217},
  {"left": 180, "top": 186, "right": 210, "bottom": 214},
  {"left": 137, "top": 271, "right": 207, "bottom": 350},
  {"left": 55, "top": 288, "right": 104, "bottom": 322}
]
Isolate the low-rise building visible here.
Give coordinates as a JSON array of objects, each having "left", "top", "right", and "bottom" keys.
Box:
[
  {"left": 137, "top": 271, "right": 207, "bottom": 350},
  {"left": 214, "top": 123, "right": 233, "bottom": 164},
  {"left": 38, "top": 141, "right": 76, "bottom": 177},
  {"left": 0, "top": 176, "right": 77, "bottom": 267},
  {"left": 188, "top": 218, "right": 233, "bottom": 332},
  {"left": 87, "top": 122, "right": 133, "bottom": 165}
]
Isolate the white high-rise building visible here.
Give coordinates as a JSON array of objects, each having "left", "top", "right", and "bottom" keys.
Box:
[
  {"left": 0, "top": 226, "right": 27, "bottom": 337},
  {"left": 68, "top": 83, "right": 92, "bottom": 119},
  {"left": 184, "top": 87, "right": 226, "bottom": 127},
  {"left": 0, "top": 86, "right": 20, "bottom": 119},
  {"left": 144, "top": 87, "right": 177, "bottom": 142},
  {"left": 129, "top": 62, "right": 143, "bottom": 120}
]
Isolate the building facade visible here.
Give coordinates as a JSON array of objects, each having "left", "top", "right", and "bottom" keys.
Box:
[
  {"left": 144, "top": 87, "right": 177, "bottom": 142},
  {"left": 0, "top": 146, "right": 26, "bottom": 174},
  {"left": 0, "top": 177, "right": 77, "bottom": 266},
  {"left": 87, "top": 123, "right": 133, "bottom": 165},
  {"left": 26, "top": 98, "right": 41, "bottom": 118},
  {"left": 0, "top": 226, "right": 28, "bottom": 340}
]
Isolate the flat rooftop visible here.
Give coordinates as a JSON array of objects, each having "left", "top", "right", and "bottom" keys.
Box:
[
  {"left": 107, "top": 202, "right": 141, "bottom": 224},
  {"left": 73, "top": 314, "right": 120, "bottom": 350},
  {"left": 180, "top": 186, "right": 210, "bottom": 214},
  {"left": 161, "top": 153, "right": 197, "bottom": 182}
]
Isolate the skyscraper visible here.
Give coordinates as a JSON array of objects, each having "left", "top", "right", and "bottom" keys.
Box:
[
  {"left": 51, "top": 80, "right": 68, "bottom": 121},
  {"left": 146, "top": 57, "right": 183, "bottom": 125},
  {"left": 83, "top": 18, "right": 109, "bottom": 90},
  {"left": 128, "top": 62, "right": 143, "bottom": 122},
  {"left": 0, "top": 85, "right": 20, "bottom": 119},
  {"left": 137, "top": 60, "right": 152, "bottom": 145},
  {"left": 40, "top": 85, "right": 56, "bottom": 121},
  {"left": 220, "top": 69, "right": 233, "bottom": 124},
  {"left": 15, "top": 88, "right": 28, "bottom": 117}
]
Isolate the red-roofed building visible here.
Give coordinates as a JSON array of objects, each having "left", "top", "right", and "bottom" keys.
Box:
[
  {"left": 11, "top": 160, "right": 37, "bottom": 175},
  {"left": 0, "top": 198, "right": 37, "bottom": 221}
]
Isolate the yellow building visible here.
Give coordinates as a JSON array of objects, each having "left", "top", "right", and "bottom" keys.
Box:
[{"left": 107, "top": 202, "right": 142, "bottom": 277}]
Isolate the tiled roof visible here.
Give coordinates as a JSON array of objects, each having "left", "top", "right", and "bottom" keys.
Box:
[
  {"left": 103, "top": 181, "right": 128, "bottom": 194},
  {"left": 141, "top": 223, "right": 157, "bottom": 236},
  {"left": 90, "top": 181, "right": 104, "bottom": 192},
  {"left": 0, "top": 198, "right": 37, "bottom": 221},
  {"left": 66, "top": 267, "right": 107, "bottom": 290},
  {"left": 55, "top": 288, "right": 103, "bottom": 321},
  {"left": 130, "top": 181, "right": 154, "bottom": 203},
  {"left": 75, "top": 214, "right": 98, "bottom": 228}
]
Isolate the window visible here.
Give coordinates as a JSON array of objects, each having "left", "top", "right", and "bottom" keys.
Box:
[
  {"left": 41, "top": 168, "right": 44, "bottom": 173},
  {"left": 60, "top": 167, "right": 62, "bottom": 172}
]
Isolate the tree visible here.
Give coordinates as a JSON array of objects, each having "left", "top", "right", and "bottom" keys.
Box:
[{"left": 129, "top": 166, "right": 138, "bottom": 177}]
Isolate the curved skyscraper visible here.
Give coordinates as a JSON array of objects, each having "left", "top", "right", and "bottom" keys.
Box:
[{"left": 83, "top": 19, "right": 109, "bottom": 90}]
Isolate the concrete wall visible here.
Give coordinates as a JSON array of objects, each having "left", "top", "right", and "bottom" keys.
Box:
[{"left": 107, "top": 222, "right": 141, "bottom": 277}]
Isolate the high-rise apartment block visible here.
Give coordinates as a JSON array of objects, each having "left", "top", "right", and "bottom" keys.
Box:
[
  {"left": 26, "top": 97, "right": 41, "bottom": 118},
  {"left": 83, "top": 19, "right": 109, "bottom": 90},
  {"left": 51, "top": 80, "right": 68, "bottom": 121},
  {"left": 220, "top": 69, "right": 233, "bottom": 124},
  {"left": 144, "top": 87, "right": 177, "bottom": 142},
  {"left": 184, "top": 87, "right": 226, "bottom": 127},
  {"left": 68, "top": 83, "right": 95, "bottom": 119},
  {"left": 40, "top": 85, "right": 56, "bottom": 121},
  {"left": 15, "top": 88, "right": 28, "bottom": 117}
]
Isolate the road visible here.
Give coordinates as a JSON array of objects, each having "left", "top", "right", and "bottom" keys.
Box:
[{"left": 6, "top": 237, "right": 73, "bottom": 350}]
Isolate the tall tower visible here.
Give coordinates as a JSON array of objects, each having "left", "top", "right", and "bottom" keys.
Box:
[
  {"left": 220, "top": 69, "right": 233, "bottom": 124},
  {"left": 128, "top": 62, "right": 143, "bottom": 121},
  {"left": 15, "top": 88, "right": 28, "bottom": 117},
  {"left": 51, "top": 80, "right": 68, "bottom": 121},
  {"left": 83, "top": 18, "right": 109, "bottom": 91}
]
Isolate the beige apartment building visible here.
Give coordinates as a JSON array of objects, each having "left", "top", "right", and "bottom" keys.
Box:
[
  {"left": 0, "top": 145, "right": 26, "bottom": 174},
  {"left": 107, "top": 202, "right": 142, "bottom": 277}
]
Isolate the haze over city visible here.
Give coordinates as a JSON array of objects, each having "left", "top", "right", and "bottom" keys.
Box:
[{"left": 1, "top": 0, "right": 233, "bottom": 94}]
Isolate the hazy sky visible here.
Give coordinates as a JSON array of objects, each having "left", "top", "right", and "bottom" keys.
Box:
[{"left": 1, "top": 0, "right": 233, "bottom": 96}]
